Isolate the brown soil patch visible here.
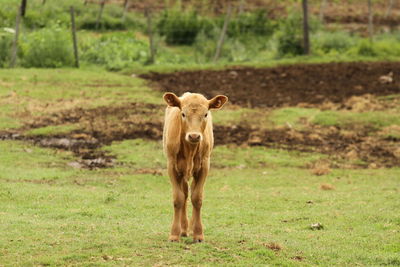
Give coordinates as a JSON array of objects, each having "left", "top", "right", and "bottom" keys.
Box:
[
  {"left": 142, "top": 62, "right": 400, "bottom": 108},
  {"left": 2, "top": 63, "right": 399, "bottom": 169},
  {"left": 1, "top": 104, "right": 399, "bottom": 168}
]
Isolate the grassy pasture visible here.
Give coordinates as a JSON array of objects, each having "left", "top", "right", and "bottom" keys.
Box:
[{"left": 0, "top": 69, "right": 399, "bottom": 266}]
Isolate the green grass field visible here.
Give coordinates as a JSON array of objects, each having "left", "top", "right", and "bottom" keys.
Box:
[{"left": 0, "top": 69, "right": 399, "bottom": 266}]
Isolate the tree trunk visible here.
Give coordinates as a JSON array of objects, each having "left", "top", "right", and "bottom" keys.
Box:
[{"left": 302, "top": 0, "right": 310, "bottom": 54}]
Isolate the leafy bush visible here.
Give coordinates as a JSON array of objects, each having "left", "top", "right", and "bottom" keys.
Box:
[
  {"left": 224, "top": 9, "right": 276, "bottom": 38},
  {"left": 79, "top": 14, "right": 126, "bottom": 30},
  {"left": 193, "top": 29, "right": 269, "bottom": 63},
  {"left": 313, "top": 31, "right": 357, "bottom": 54},
  {"left": 20, "top": 25, "right": 74, "bottom": 68},
  {"left": 78, "top": 3, "right": 144, "bottom": 31},
  {"left": 275, "top": 13, "right": 304, "bottom": 57},
  {"left": 157, "top": 9, "right": 203, "bottom": 45},
  {"left": 81, "top": 33, "right": 148, "bottom": 70},
  {"left": 348, "top": 38, "right": 400, "bottom": 58},
  {"left": 0, "top": 1, "right": 18, "bottom": 28},
  {"left": 23, "top": 6, "right": 70, "bottom": 29},
  {"left": 275, "top": 12, "right": 321, "bottom": 57},
  {"left": 0, "top": 28, "right": 14, "bottom": 67}
]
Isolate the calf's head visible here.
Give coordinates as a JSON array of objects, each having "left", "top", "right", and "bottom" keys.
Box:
[{"left": 164, "top": 92, "right": 228, "bottom": 144}]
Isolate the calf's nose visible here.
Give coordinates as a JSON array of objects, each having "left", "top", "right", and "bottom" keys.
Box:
[{"left": 188, "top": 133, "right": 201, "bottom": 142}]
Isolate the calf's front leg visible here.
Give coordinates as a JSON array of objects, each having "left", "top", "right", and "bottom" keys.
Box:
[
  {"left": 180, "top": 180, "right": 189, "bottom": 237},
  {"left": 191, "top": 160, "right": 209, "bottom": 242}
]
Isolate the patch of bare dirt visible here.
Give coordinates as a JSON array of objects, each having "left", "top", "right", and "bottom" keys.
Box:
[
  {"left": 142, "top": 62, "right": 400, "bottom": 108},
  {"left": 2, "top": 62, "right": 399, "bottom": 169},
  {"left": 1, "top": 106, "right": 399, "bottom": 168}
]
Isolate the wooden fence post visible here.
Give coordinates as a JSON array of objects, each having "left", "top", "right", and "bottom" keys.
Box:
[
  {"left": 385, "top": 0, "right": 394, "bottom": 18},
  {"left": 96, "top": 0, "right": 106, "bottom": 30},
  {"left": 70, "top": 6, "right": 79, "bottom": 68},
  {"left": 368, "top": 0, "right": 374, "bottom": 42},
  {"left": 145, "top": 8, "right": 155, "bottom": 64},
  {"left": 302, "top": 0, "right": 310, "bottom": 55},
  {"left": 122, "top": 0, "right": 129, "bottom": 21},
  {"left": 239, "top": 0, "right": 245, "bottom": 14},
  {"left": 213, "top": 4, "right": 232, "bottom": 62},
  {"left": 319, "top": 0, "right": 327, "bottom": 23},
  {"left": 20, "top": 0, "right": 27, "bottom": 17},
  {"left": 10, "top": 5, "right": 22, "bottom": 68}
]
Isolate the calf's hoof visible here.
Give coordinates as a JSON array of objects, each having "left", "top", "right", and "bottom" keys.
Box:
[
  {"left": 168, "top": 235, "right": 180, "bottom": 242},
  {"left": 193, "top": 235, "right": 204, "bottom": 243},
  {"left": 180, "top": 232, "right": 188, "bottom": 237}
]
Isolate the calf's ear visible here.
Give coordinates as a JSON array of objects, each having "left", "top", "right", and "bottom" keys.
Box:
[
  {"left": 209, "top": 95, "right": 228, "bottom": 109},
  {"left": 163, "top": 92, "right": 181, "bottom": 108}
]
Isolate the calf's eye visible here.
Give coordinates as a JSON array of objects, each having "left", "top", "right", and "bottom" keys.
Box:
[
  {"left": 204, "top": 113, "right": 208, "bottom": 118},
  {"left": 181, "top": 113, "right": 186, "bottom": 118}
]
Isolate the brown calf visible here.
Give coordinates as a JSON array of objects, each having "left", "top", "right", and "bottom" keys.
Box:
[{"left": 162, "top": 92, "right": 228, "bottom": 242}]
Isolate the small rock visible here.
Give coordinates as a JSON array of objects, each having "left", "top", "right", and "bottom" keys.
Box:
[
  {"left": 320, "top": 183, "right": 335, "bottom": 190},
  {"left": 379, "top": 72, "right": 393, "bottom": 84},
  {"left": 228, "top": 71, "right": 238, "bottom": 79},
  {"left": 310, "top": 223, "right": 324, "bottom": 230},
  {"left": 24, "top": 148, "right": 33, "bottom": 153},
  {"left": 67, "top": 162, "right": 83, "bottom": 169}
]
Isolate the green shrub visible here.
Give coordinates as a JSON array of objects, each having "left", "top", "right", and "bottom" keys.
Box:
[
  {"left": 79, "top": 14, "right": 126, "bottom": 30},
  {"left": 0, "top": 28, "right": 14, "bottom": 67},
  {"left": 225, "top": 9, "right": 276, "bottom": 38},
  {"left": 0, "top": 1, "right": 18, "bottom": 28},
  {"left": 23, "top": 6, "right": 70, "bottom": 29},
  {"left": 275, "top": 13, "right": 303, "bottom": 57},
  {"left": 193, "top": 29, "right": 268, "bottom": 63},
  {"left": 313, "top": 31, "right": 357, "bottom": 54},
  {"left": 347, "top": 38, "right": 400, "bottom": 58},
  {"left": 275, "top": 12, "right": 321, "bottom": 57},
  {"left": 81, "top": 33, "right": 148, "bottom": 70},
  {"left": 157, "top": 9, "right": 203, "bottom": 45},
  {"left": 20, "top": 25, "right": 74, "bottom": 68}
]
